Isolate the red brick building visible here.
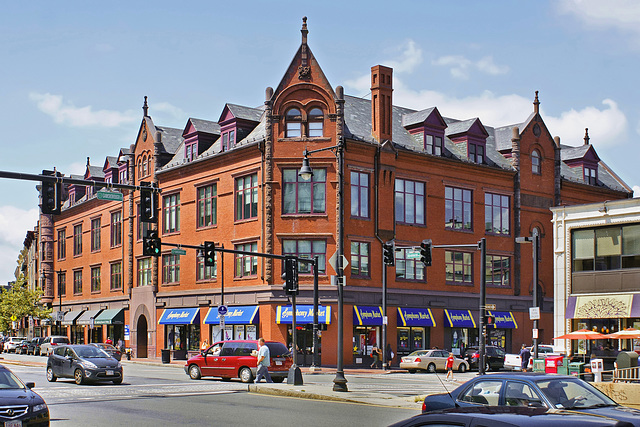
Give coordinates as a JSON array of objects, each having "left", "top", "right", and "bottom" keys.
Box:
[{"left": 38, "top": 19, "right": 631, "bottom": 366}]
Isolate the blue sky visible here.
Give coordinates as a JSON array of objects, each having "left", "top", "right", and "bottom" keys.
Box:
[{"left": 1, "top": 0, "right": 639, "bottom": 283}]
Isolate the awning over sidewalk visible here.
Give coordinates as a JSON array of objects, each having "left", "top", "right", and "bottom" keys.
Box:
[
  {"left": 76, "top": 309, "right": 103, "bottom": 326},
  {"left": 276, "top": 305, "right": 331, "bottom": 324},
  {"left": 61, "top": 310, "right": 84, "bottom": 326},
  {"left": 158, "top": 308, "right": 200, "bottom": 325},
  {"left": 565, "top": 293, "right": 640, "bottom": 319},
  {"left": 353, "top": 306, "right": 383, "bottom": 326},
  {"left": 94, "top": 308, "right": 125, "bottom": 325},
  {"left": 444, "top": 309, "right": 476, "bottom": 328},
  {"left": 487, "top": 311, "right": 517, "bottom": 329},
  {"left": 397, "top": 307, "right": 436, "bottom": 327},
  {"left": 204, "top": 306, "right": 259, "bottom": 325}
]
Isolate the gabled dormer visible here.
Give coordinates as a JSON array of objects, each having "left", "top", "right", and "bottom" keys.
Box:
[
  {"left": 84, "top": 157, "right": 105, "bottom": 199},
  {"left": 562, "top": 128, "right": 601, "bottom": 185},
  {"left": 117, "top": 147, "right": 131, "bottom": 184},
  {"left": 67, "top": 174, "right": 85, "bottom": 205},
  {"left": 446, "top": 118, "right": 489, "bottom": 164},
  {"left": 402, "top": 107, "right": 447, "bottom": 156},
  {"left": 182, "top": 118, "right": 220, "bottom": 162},
  {"left": 217, "top": 104, "right": 261, "bottom": 152},
  {"left": 103, "top": 156, "right": 119, "bottom": 184}
]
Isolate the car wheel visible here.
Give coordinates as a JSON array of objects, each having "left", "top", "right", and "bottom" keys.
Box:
[
  {"left": 74, "top": 369, "right": 85, "bottom": 385},
  {"left": 188, "top": 364, "right": 202, "bottom": 380},
  {"left": 427, "top": 363, "right": 437, "bottom": 373},
  {"left": 112, "top": 378, "right": 123, "bottom": 385},
  {"left": 46, "top": 366, "right": 57, "bottom": 382},
  {"left": 458, "top": 363, "right": 467, "bottom": 373},
  {"left": 239, "top": 367, "right": 254, "bottom": 383},
  {"left": 485, "top": 362, "right": 491, "bottom": 372},
  {"left": 272, "top": 377, "right": 285, "bottom": 383},
  {"left": 408, "top": 369, "right": 416, "bottom": 374}
]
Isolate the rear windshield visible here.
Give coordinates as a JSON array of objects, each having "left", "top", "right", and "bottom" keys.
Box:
[
  {"left": 266, "top": 342, "right": 290, "bottom": 358},
  {"left": 53, "top": 337, "right": 70, "bottom": 344}
]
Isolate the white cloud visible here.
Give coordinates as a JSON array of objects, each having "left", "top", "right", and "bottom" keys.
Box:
[
  {"left": 432, "top": 55, "right": 509, "bottom": 80},
  {"left": 29, "top": 92, "right": 137, "bottom": 127},
  {"left": 152, "top": 101, "right": 187, "bottom": 121},
  {"left": 0, "top": 205, "right": 39, "bottom": 282},
  {"left": 633, "top": 185, "right": 639, "bottom": 197},
  {"left": 557, "top": 0, "right": 640, "bottom": 31},
  {"left": 384, "top": 39, "right": 423, "bottom": 74}
]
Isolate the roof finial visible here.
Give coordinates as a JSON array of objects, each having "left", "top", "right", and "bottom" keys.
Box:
[
  {"left": 143, "top": 96, "right": 149, "bottom": 117},
  {"left": 533, "top": 90, "right": 540, "bottom": 114},
  {"left": 298, "top": 17, "right": 311, "bottom": 79},
  {"left": 584, "top": 128, "right": 590, "bottom": 145},
  {"left": 86, "top": 156, "right": 90, "bottom": 167},
  {"left": 301, "top": 16, "right": 308, "bottom": 45}
]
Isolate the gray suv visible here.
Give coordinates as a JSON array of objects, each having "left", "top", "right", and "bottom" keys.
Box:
[{"left": 39, "top": 335, "right": 70, "bottom": 356}]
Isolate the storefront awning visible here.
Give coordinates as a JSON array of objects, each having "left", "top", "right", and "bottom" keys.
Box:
[
  {"left": 204, "top": 306, "right": 259, "bottom": 325},
  {"left": 158, "top": 308, "right": 200, "bottom": 325},
  {"left": 94, "top": 308, "right": 125, "bottom": 325},
  {"left": 276, "top": 305, "right": 331, "bottom": 324},
  {"left": 76, "top": 309, "right": 103, "bottom": 326},
  {"left": 444, "top": 309, "right": 476, "bottom": 328},
  {"left": 353, "top": 306, "right": 383, "bottom": 326},
  {"left": 566, "top": 293, "right": 640, "bottom": 319},
  {"left": 61, "top": 310, "right": 84, "bottom": 326},
  {"left": 397, "top": 307, "right": 436, "bottom": 327},
  {"left": 487, "top": 311, "right": 517, "bottom": 329}
]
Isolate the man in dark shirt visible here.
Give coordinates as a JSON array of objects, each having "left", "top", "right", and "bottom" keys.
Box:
[{"left": 519, "top": 344, "right": 531, "bottom": 372}]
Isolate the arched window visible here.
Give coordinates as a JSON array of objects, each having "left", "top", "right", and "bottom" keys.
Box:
[
  {"left": 137, "top": 159, "right": 142, "bottom": 179},
  {"left": 531, "top": 150, "right": 541, "bottom": 174},
  {"left": 142, "top": 155, "right": 148, "bottom": 177},
  {"left": 308, "top": 107, "right": 324, "bottom": 137},
  {"left": 285, "top": 108, "right": 302, "bottom": 138},
  {"left": 146, "top": 155, "right": 152, "bottom": 177}
]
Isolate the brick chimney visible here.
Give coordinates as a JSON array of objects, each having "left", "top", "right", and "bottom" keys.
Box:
[{"left": 371, "top": 65, "right": 393, "bottom": 143}]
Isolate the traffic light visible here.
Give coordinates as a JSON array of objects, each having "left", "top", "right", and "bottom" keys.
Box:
[
  {"left": 282, "top": 257, "right": 298, "bottom": 295},
  {"left": 383, "top": 241, "right": 395, "bottom": 266},
  {"left": 41, "top": 170, "right": 62, "bottom": 215},
  {"left": 204, "top": 241, "right": 215, "bottom": 267},
  {"left": 140, "top": 183, "right": 157, "bottom": 223},
  {"left": 485, "top": 315, "right": 496, "bottom": 327},
  {"left": 420, "top": 239, "right": 432, "bottom": 266},
  {"left": 143, "top": 230, "right": 161, "bottom": 257}
]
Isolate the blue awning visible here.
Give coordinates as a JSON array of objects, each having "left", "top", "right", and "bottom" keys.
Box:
[
  {"left": 397, "top": 307, "right": 436, "bottom": 327},
  {"left": 444, "top": 309, "right": 476, "bottom": 328},
  {"left": 353, "top": 306, "right": 383, "bottom": 326},
  {"left": 488, "top": 311, "right": 518, "bottom": 329},
  {"left": 158, "top": 308, "right": 200, "bottom": 325},
  {"left": 203, "top": 306, "right": 259, "bottom": 325},
  {"left": 276, "top": 305, "right": 331, "bottom": 324}
]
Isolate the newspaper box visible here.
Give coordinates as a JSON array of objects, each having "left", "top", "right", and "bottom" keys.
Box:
[
  {"left": 545, "top": 355, "right": 564, "bottom": 374},
  {"left": 590, "top": 358, "right": 604, "bottom": 382}
]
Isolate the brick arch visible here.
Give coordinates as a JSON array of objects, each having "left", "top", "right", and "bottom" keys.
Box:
[{"left": 273, "top": 82, "right": 335, "bottom": 116}]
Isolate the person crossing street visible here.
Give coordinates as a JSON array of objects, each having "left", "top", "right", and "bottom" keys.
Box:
[{"left": 254, "top": 338, "right": 273, "bottom": 383}]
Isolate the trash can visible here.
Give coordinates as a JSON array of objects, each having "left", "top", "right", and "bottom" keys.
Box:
[
  {"left": 532, "top": 358, "right": 545, "bottom": 372},
  {"left": 161, "top": 349, "right": 170, "bottom": 364},
  {"left": 569, "top": 362, "right": 585, "bottom": 376},
  {"left": 545, "top": 355, "right": 564, "bottom": 374},
  {"left": 590, "top": 358, "right": 604, "bottom": 382},
  {"left": 557, "top": 357, "right": 569, "bottom": 375},
  {"left": 616, "top": 351, "right": 639, "bottom": 369}
]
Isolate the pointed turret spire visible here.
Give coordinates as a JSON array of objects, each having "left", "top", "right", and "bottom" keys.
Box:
[
  {"left": 298, "top": 17, "right": 311, "bottom": 79},
  {"left": 143, "top": 96, "right": 149, "bottom": 117},
  {"left": 86, "top": 156, "right": 90, "bottom": 167},
  {"left": 301, "top": 16, "right": 308, "bottom": 46},
  {"left": 584, "top": 128, "right": 590, "bottom": 145},
  {"left": 533, "top": 91, "right": 540, "bottom": 114}
]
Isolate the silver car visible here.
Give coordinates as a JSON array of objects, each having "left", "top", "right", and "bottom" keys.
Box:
[{"left": 39, "top": 335, "right": 70, "bottom": 356}]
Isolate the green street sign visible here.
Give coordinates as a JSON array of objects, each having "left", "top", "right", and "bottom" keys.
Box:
[
  {"left": 97, "top": 190, "right": 123, "bottom": 202},
  {"left": 406, "top": 250, "right": 421, "bottom": 260},
  {"left": 171, "top": 248, "right": 187, "bottom": 256}
]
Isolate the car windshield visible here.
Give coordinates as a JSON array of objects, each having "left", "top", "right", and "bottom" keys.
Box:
[
  {"left": 537, "top": 378, "right": 617, "bottom": 409},
  {"left": 409, "top": 350, "right": 429, "bottom": 357},
  {"left": 0, "top": 370, "right": 25, "bottom": 389},
  {"left": 74, "top": 346, "right": 110, "bottom": 358}
]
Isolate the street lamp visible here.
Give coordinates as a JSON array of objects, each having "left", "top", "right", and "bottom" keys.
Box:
[
  {"left": 57, "top": 269, "right": 64, "bottom": 335},
  {"left": 516, "top": 234, "right": 540, "bottom": 359},
  {"left": 298, "top": 138, "right": 347, "bottom": 392}
]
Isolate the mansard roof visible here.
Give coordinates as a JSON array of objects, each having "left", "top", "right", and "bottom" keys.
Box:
[
  {"left": 221, "top": 103, "right": 263, "bottom": 123},
  {"left": 85, "top": 165, "right": 104, "bottom": 180},
  {"left": 187, "top": 118, "right": 220, "bottom": 135},
  {"left": 103, "top": 156, "right": 119, "bottom": 171},
  {"left": 154, "top": 125, "right": 183, "bottom": 156}
]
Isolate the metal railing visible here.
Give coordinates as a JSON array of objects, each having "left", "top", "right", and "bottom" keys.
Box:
[{"left": 613, "top": 365, "right": 640, "bottom": 383}]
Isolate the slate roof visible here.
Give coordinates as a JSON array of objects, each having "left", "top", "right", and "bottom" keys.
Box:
[
  {"left": 189, "top": 118, "right": 220, "bottom": 135},
  {"left": 226, "top": 104, "right": 263, "bottom": 123},
  {"left": 86, "top": 165, "right": 104, "bottom": 179},
  {"left": 401, "top": 107, "right": 437, "bottom": 128},
  {"left": 104, "top": 156, "right": 118, "bottom": 170},
  {"left": 155, "top": 126, "right": 184, "bottom": 156},
  {"left": 561, "top": 144, "right": 591, "bottom": 161}
]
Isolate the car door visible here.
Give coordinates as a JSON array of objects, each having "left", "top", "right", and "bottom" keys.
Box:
[
  {"left": 214, "top": 342, "right": 239, "bottom": 378},
  {"left": 200, "top": 343, "right": 223, "bottom": 377},
  {"left": 61, "top": 347, "right": 77, "bottom": 377},
  {"left": 50, "top": 346, "right": 66, "bottom": 377}
]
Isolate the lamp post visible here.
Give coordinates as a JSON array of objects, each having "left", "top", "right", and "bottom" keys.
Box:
[
  {"left": 298, "top": 138, "right": 347, "bottom": 392},
  {"left": 57, "top": 269, "right": 63, "bottom": 335},
  {"left": 516, "top": 234, "right": 539, "bottom": 359}
]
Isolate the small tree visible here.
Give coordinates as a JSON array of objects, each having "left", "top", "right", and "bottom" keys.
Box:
[{"left": 0, "top": 274, "right": 51, "bottom": 333}]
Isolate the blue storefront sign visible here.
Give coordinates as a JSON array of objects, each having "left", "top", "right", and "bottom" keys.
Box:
[
  {"left": 158, "top": 308, "right": 200, "bottom": 325},
  {"left": 397, "top": 307, "right": 436, "bottom": 327},
  {"left": 353, "top": 306, "right": 384, "bottom": 326},
  {"left": 444, "top": 309, "right": 476, "bottom": 328},
  {"left": 487, "top": 311, "right": 518, "bottom": 329},
  {"left": 276, "top": 305, "right": 331, "bottom": 324},
  {"left": 203, "top": 305, "right": 259, "bottom": 325}
]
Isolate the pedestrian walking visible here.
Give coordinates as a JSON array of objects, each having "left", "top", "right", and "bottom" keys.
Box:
[
  {"left": 254, "top": 338, "right": 273, "bottom": 383},
  {"left": 445, "top": 352, "right": 455, "bottom": 381},
  {"left": 519, "top": 344, "right": 531, "bottom": 372},
  {"left": 386, "top": 344, "right": 394, "bottom": 367},
  {"left": 370, "top": 345, "right": 381, "bottom": 368}
]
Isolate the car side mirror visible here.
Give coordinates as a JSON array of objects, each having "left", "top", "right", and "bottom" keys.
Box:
[
  {"left": 528, "top": 402, "right": 544, "bottom": 408},
  {"left": 25, "top": 382, "right": 35, "bottom": 389}
]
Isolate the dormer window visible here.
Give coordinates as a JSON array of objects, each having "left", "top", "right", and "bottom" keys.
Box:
[
  {"left": 469, "top": 143, "right": 484, "bottom": 164},
  {"left": 584, "top": 166, "right": 597, "bottom": 185},
  {"left": 221, "top": 130, "right": 236, "bottom": 152},
  {"left": 185, "top": 142, "right": 197, "bottom": 162},
  {"left": 532, "top": 150, "right": 541, "bottom": 174},
  {"left": 425, "top": 135, "right": 443, "bottom": 156},
  {"left": 308, "top": 108, "right": 324, "bottom": 137},
  {"left": 285, "top": 108, "right": 302, "bottom": 138}
]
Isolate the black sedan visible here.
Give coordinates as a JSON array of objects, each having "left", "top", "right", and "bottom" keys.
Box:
[
  {"left": 422, "top": 372, "right": 640, "bottom": 426},
  {"left": 0, "top": 363, "right": 50, "bottom": 426},
  {"left": 391, "top": 406, "right": 635, "bottom": 427},
  {"left": 46, "top": 344, "right": 122, "bottom": 385},
  {"left": 463, "top": 345, "right": 505, "bottom": 371}
]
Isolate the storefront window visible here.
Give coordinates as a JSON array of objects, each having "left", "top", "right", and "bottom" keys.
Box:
[
  {"left": 397, "top": 327, "right": 427, "bottom": 355},
  {"left": 353, "top": 326, "right": 379, "bottom": 357},
  {"left": 165, "top": 324, "right": 200, "bottom": 351}
]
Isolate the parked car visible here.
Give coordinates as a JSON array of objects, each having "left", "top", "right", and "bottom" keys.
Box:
[
  {"left": 27, "top": 337, "right": 48, "bottom": 356},
  {"left": 46, "top": 344, "right": 123, "bottom": 385},
  {"left": 90, "top": 343, "right": 122, "bottom": 361},
  {"left": 504, "top": 345, "right": 563, "bottom": 371},
  {"left": 400, "top": 349, "right": 469, "bottom": 373},
  {"left": 421, "top": 372, "right": 640, "bottom": 426},
  {"left": 4, "top": 337, "right": 27, "bottom": 353},
  {"left": 390, "top": 406, "right": 635, "bottom": 427},
  {"left": 463, "top": 345, "right": 505, "bottom": 371},
  {"left": 39, "top": 335, "right": 70, "bottom": 356},
  {"left": 0, "top": 363, "right": 50, "bottom": 426},
  {"left": 185, "top": 340, "right": 292, "bottom": 383},
  {"left": 17, "top": 339, "right": 30, "bottom": 355}
]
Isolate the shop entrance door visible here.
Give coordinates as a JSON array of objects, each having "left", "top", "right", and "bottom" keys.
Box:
[{"left": 136, "top": 315, "right": 148, "bottom": 358}]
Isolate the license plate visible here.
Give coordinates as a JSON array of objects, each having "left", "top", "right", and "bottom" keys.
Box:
[
  {"left": 106, "top": 370, "right": 114, "bottom": 376},
  {"left": 6, "top": 420, "right": 22, "bottom": 427},
  {"left": 275, "top": 361, "right": 282, "bottom": 365}
]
